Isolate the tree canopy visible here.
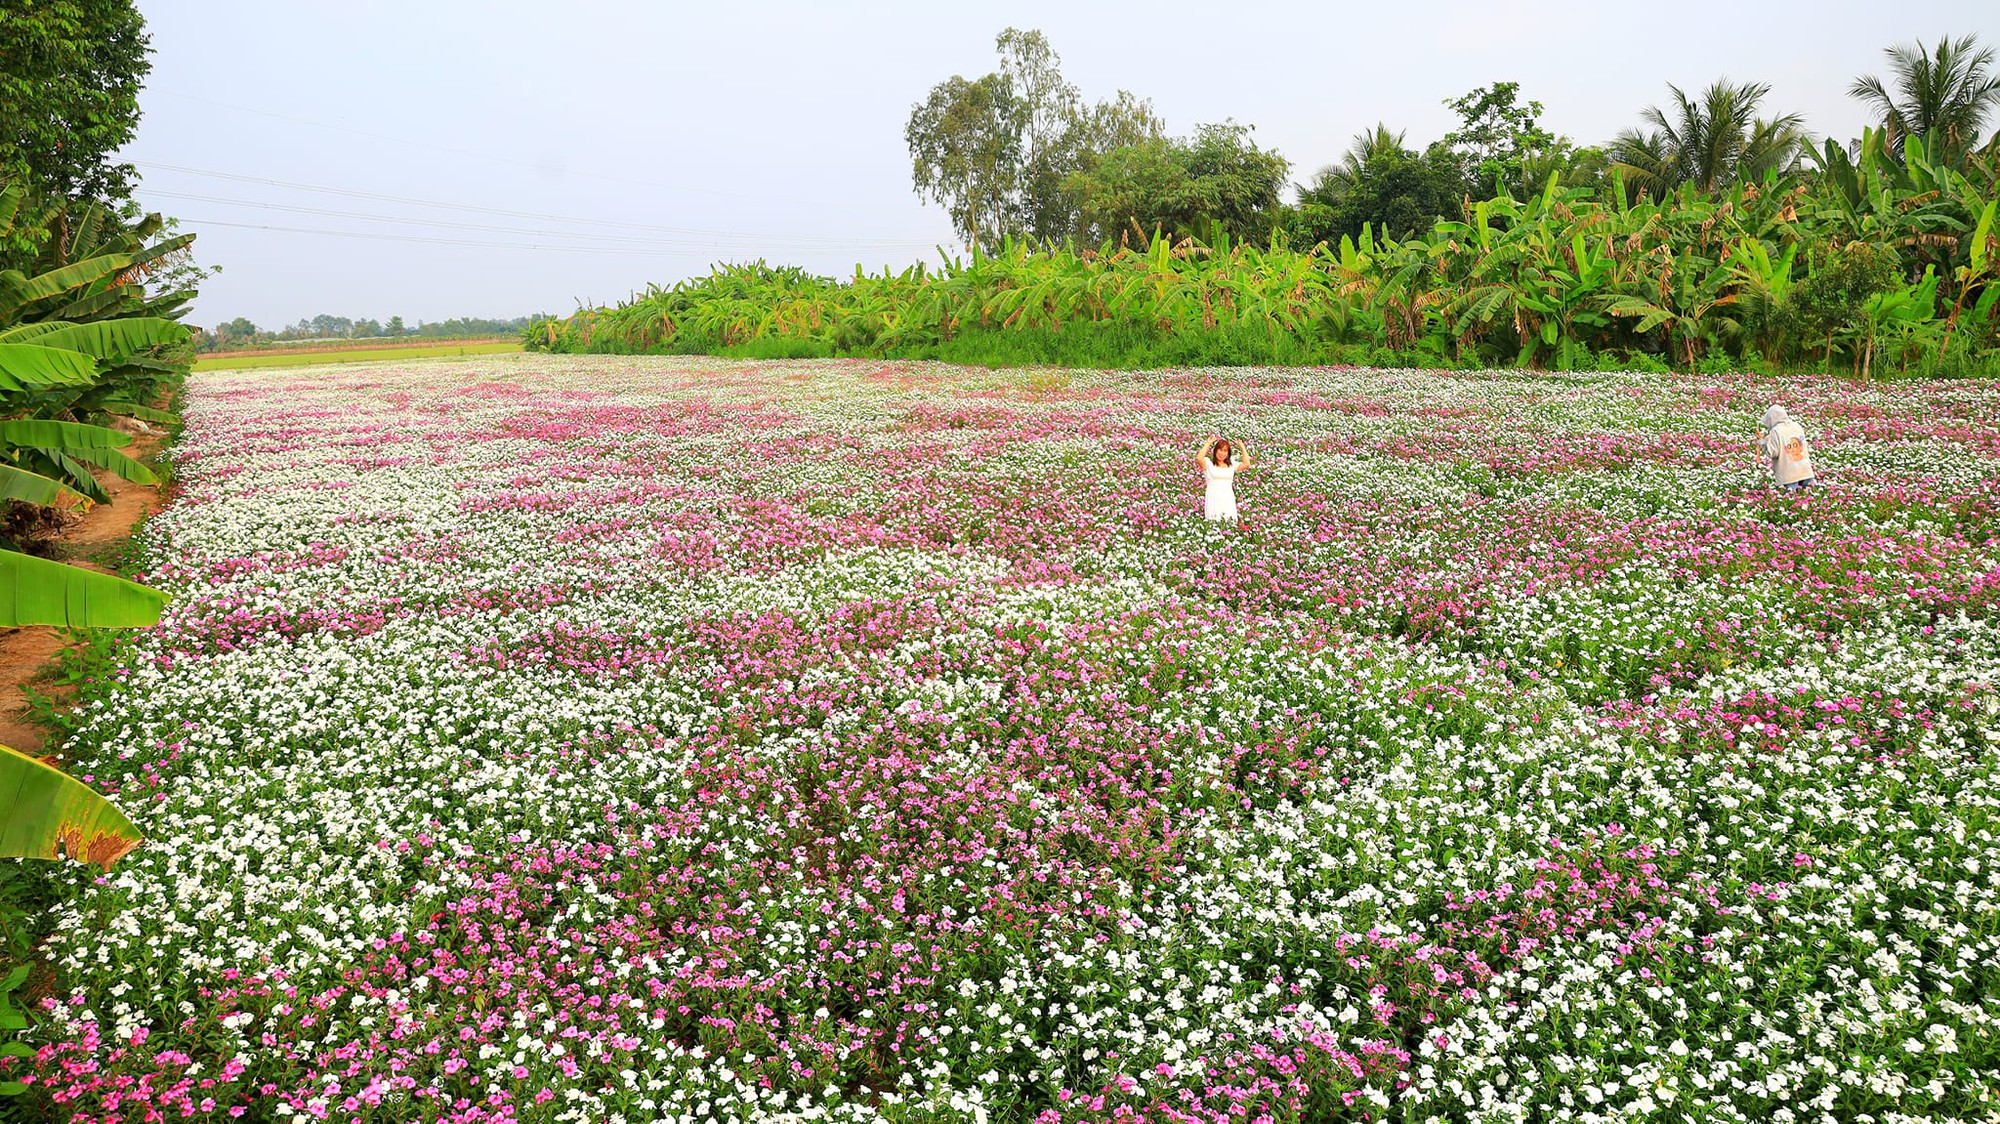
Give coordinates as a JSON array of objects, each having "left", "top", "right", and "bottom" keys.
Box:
[
  {"left": 905, "top": 28, "right": 1162, "bottom": 251},
  {"left": 1850, "top": 34, "right": 2000, "bottom": 164},
  {"left": 0, "top": 0, "right": 152, "bottom": 204},
  {"left": 1067, "top": 123, "right": 1289, "bottom": 246}
]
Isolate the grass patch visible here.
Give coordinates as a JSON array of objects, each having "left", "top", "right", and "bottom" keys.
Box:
[
  {"left": 49, "top": 534, "right": 149, "bottom": 579},
  {"left": 634, "top": 323, "right": 1454, "bottom": 371},
  {"left": 196, "top": 341, "right": 523, "bottom": 371}
]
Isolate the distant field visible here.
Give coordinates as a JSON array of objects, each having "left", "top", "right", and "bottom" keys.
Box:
[{"left": 196, "top": 340, "right": 522, "bottom": 370}]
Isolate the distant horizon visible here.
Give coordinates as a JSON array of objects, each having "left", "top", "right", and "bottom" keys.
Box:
[{"left": 124, "top": 0, "right": 1998, "bottom": 327}]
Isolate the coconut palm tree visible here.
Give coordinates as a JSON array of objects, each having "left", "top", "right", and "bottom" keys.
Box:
[
  {"left": 1611, "top": 80, "right": 1809, "bottom": 198},
  {"left": 1313, "top": 125, "right": 1413, "bottom": 197},
  {"left": 1849, "top": 34, "right": 2000, "bottom": 164}
]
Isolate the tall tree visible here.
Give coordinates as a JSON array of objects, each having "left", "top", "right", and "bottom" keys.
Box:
[
  {"left": 906, "top": 73, "right": 1022, "bottom": 252},
  {"left": 1611, "top": 79, "right": 1807, "bottom": 197},
  {"left": 1849, "top": 34, "right": 2000, "bottom": 164},
  {"left": 1441, "top": 83, "right": 1566, "bottom": 198},
  {"left": 215, "top": 316, "right": 257, "bottom": 341},
  {"left": 1065, "top": 123, "right": 1288, "bottom": 246},
  {"left": 995, "top": 28, "right": 1080, "bottom": 242},
  {"left": 906, "top": 28, "right": 1162, "bottom": 251},
  {"left": 1289, "top": 126, "right": 1463, "bottom": 245},
  {"left": 0, "top": 0, "right": 152, "bottom": 204},
  {"left": 1314, "top": 125, "right": 1413, "bottom": 199}
]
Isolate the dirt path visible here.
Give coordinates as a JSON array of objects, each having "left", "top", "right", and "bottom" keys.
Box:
[{"left": 0, "top": 433, "right": 168, "bottom": 758}]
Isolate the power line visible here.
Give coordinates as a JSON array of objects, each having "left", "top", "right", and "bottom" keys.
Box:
[
  {"left": 133, "top": 160, "right": 935, "bottom": 247},
  {"left": 175, "top": 216, "right": 936, "bottom": 259},
  {"left": 146, "top": 88, "right": 896, "bottom": 213},
  {"left": 142, "top": 189, "right": 940, "bottom": 251}
]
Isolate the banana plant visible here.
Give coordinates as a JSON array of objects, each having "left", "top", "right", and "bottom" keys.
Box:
[
  {"left": 0, "top": 546, "right": 161, "bottom": 870},
  {"left": 0, "top": 317, "right": 188, "bottom": 425},
  {"left": 1845, "top": 267, "right": 1943, "bottom": 378},
  {"left": 1942, "top": 196, "right": 1998, "bottom": 354}
]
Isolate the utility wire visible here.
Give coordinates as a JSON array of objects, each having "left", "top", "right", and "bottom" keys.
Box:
[
  {"left": 148, "top": 88, "right": 892, "bottom": 212},
  {"left": 175, "top": 217, "right": 936, "bottom": 258},
  {"left": 134, "top": 160, "right": 931, "bottom": 247},
  {"left": 142, "top": 189, "right": 940, "bottom": 251}
]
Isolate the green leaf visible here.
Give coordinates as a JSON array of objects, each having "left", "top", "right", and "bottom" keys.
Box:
[
  {"left": 0, "top": 419, "right": 133, "bottom": 452},
  {"left": 1970, "top": 198, "right": 1996, "bottom": 276},
  {"left": 58, "top": 443, "right": 155, "bottom": 485},
  {"left": 0, "top": 343, "right": 97, "bottom": 392},
  {"left": 0, "top": 254, "right": 132, "bottom": 318},
  {"left": 127, "top": 232, "right": 194, "bottom": 271},
  {"left": 38, "top": 452, "right": 110, "bottom": 504},
  {"left": 0, "top": 742, "right": 142, "bottom": 868},
  {"left": 0, "top": 317, "right": 186, "bottom": 359},
  {"left": 0, "top": 465, "right": 63, "bottom": 505},
  {"left": 94, "top": 400, "right": 178, "bottom": 425},
  {"left": 0, "top": 549, "right": 166, "bottom": 628},
  {"left": 48, "top": 283, "right": 138, "bottom": 323}
]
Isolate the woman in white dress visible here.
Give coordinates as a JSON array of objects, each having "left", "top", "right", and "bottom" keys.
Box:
[{"left": 1198, "top": 434, "right": 1249, "bottom": 522}]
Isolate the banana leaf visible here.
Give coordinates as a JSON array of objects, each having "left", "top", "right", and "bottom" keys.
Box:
[
  {"left": 127, "top": 232, "right": 194, "bottom": 271},
  {"left": 0, "top": 419, "right": 134, "bottom": 451},
  {"left": 0, "top": 465, "right": 62, "bottom": 505},
  {"left": 0, "top": 549, "right": 166, "bottom": 628},
  {"left": 0, "top": 317, "right": 187, "bottom": 358},
  {"left": 0, "top": 254, "right": 132, "bottom": 318},
  {"left": 0, "top": 743, "right": 142, "bottom": 868},
  {"left": 41, "top": 451, "right": 110, "bottom": 504},
  {"left": 68, "top": 206, "right": 106, "bottom": 256},
  {"left": 0, "top": 343, "right": 97, "bottom": 392},
  {"left": 90, "top": 399, "right": 179, "bottom": 425},
  {"left": 49, "top": 283, "right": 137, "bottom": 323},
  {"left": 55, "top": 443, "right": 155, "bottom": 485}
]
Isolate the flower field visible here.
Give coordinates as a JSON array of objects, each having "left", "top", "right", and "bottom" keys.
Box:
[{"left": 21, "top": 355, "right": 2000, "bottom": 1123}]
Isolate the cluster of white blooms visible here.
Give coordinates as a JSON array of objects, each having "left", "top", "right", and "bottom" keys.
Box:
[{"left": 24, "top": 355, "right": 2000, "bottom": 1123}]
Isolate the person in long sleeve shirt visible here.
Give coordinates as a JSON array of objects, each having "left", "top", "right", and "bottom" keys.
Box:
[{"left": 1758, "top": 405, "right": 1816, "bottom": 491}]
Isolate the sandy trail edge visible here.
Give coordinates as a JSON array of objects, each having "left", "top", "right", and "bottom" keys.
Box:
[{"left": 0, "top": 434, "right": 167, "bottom": 758}]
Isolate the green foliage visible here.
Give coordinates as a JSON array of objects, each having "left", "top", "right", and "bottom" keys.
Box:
[
  {"left": 0, "top": 0, "right": 150, "bottom": 213},
  {"left": 549, "top": 32, "right": 2000, "bottom": 380},
  {"left": 905, "top": 28, "right": 1169, "bottom": 251},
  {"left": 1610, "top": 80, "right": 1808, "bottom": 198},
  {"left": 538, "top": 140, "right": 2000, "bottom": 379},
  {"left": 1440, "top": 82, "right": 1575, "bottom": 199},
  {"left": 1849, "top": 34, "right": 2000, "bottom": 165},
  {"left": 1290, "top": 128, "right": 1464, "bottom": 244},
  {"left": 906, "top": 72, "right": 1023, "bottom": 253},
  {"left": 1775, "top": 240, "right": 1901, "bottom": 365},
  {"left": 1067, "top": 122, "right": 1290, "bottom": 247},
  {"left": 0, "top": 178, "right": 181, "bottom": 629},
  {"left": 0, "top": 742, "right": 141, "bottom": 865}
]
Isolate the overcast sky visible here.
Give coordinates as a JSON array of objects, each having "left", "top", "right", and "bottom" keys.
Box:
[{"left": 127, "top": 0, "right": 1997, "bottom": 329}]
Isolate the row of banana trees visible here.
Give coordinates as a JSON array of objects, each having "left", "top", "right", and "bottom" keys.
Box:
[
  {"left": 533, "top": 130, "right": 1999, "bottom": 377},
  {"left": 0, "top": 182, "right": 196, "bottom": 871}
]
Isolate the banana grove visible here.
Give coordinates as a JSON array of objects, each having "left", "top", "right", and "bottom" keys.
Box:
[
  {"left": 532, "top": 130, "right": 2000, "bottom": 378},
  {"left": 0, "top": 181, "right": 194, "bottom": 869}
]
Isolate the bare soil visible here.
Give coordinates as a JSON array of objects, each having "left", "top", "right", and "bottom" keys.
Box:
[{"left": 0, "top": 434, "right": 167, "bottom": 758}]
